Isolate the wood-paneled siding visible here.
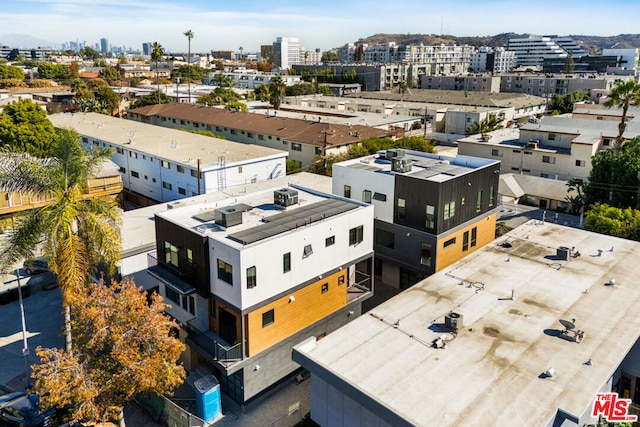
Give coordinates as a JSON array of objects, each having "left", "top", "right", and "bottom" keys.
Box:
[
  {"left": 154, "top": 216, "right": 210, "bottom": 296},
  {"left": 245, "top": 270, "right": 347, "bottom": 356},
  {"left": 435, "top": 213, "right": 496, "bottom": 271}
]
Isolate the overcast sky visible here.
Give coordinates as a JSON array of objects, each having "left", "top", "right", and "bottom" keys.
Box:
[{"left": 1, "top": 0, "right": 639, "bottom": 53}]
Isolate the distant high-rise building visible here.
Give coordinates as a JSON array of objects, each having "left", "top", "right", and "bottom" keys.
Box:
[
  {"left": 142, "top": 42, "right": 152, "bottom": 56},
  {"left": 272, "top": 37, "right": 301, "bottom": 69},
  {"left": 507, "top": 35, "right": 585, "bottom": 68},
  {"left": 100, "top": 38, "right": 109, "bottom": 53}
]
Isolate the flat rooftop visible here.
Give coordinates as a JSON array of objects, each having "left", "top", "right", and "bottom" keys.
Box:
[
  {"left": 153, "top": 175, "right": 355, "bottom": 250},
  {"left": 49, "top": 112, "right": 286, "bottom": 170},
  {"left": 520, "top": 115, "right": 640, "bottom": 141},
  {"left": 296, "top": 221, "right": 640, "bottom": 426},
  {"left": 339, "top": 149, "right": 500, "bottom": 182},
  {"left": 121, "top": 172, "right": 332, "bottom": 257}
]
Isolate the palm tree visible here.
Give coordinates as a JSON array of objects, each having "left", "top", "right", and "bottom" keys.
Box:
[
  {"left": 269, "top": 76, "right": 286, "bottom": 110},
  {"left": 238, "top": 46, "right": 244, "bottom": 61},
  {"left": 466, "top": 113, "right": 503, "bottom": 135},
  {"left": 184, "top": 30, "right": 194, "bottom": 103},
  {"left": 604, "top": 79, "right": 640, "bottom": 151},
  {"left": 0, "top": 129, "right": 122, "bottom": 352},
  {"left": 151, "top": 42, "right": 165, "bottom": 104}
]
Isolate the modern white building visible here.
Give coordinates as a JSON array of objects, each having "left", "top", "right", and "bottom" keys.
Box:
[
  {"left": 602, "top": 48, "right": 640, "bottom": 76},
  {"left": 294, "top": 221, "right": 640, "bottom": 426},
  {"left": 507, "top": 35, "right": 582, "bottom": 68},
  {"left": 49, "top": 113, "right": 287, "bottom": 204},
  {"left": 470, "top": 47, "right": 517, "bottom": 73},
  {"left": 272, "top": 37, "right": 301, "bottom": 69}
]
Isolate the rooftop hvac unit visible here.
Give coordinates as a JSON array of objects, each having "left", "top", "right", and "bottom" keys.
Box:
[
  {"left": 557, "top": 246, "right": 570, "bottom": 260},
  {"left": 214, "top": 206, "right": 243, "bottom": 228},
  {"left": 444, "top": 312, "right": 463, "bottom": 332},
  {"left": 391, "top": 157, "right": 412, "bottom": 173},
  {"left": 386, "top": 148, "right": 405, "bottom": 160},
  {"left": 527, "top": 140, "right": 540, "bottom": 149},
  {"left": 273, "top": 188, "right": 298, "bottom": 207}
]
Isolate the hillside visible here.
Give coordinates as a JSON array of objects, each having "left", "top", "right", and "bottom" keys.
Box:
[{"left": 354, "top": 33, "right": 640, "bottom": 55}]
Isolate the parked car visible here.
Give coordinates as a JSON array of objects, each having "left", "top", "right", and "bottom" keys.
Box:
[
  {"left": 23, "top": 259, "right": 49, "bottom": 275},
  {"left": 0, "top": 391, "right": 57, "bottom": 426},
  {"left": 27, "top": 271, "right": 58, "bottom": 290}
]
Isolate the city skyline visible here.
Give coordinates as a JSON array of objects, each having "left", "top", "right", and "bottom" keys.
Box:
[{"left": 1, "top": 0, "right": 640, "bottom": 53}]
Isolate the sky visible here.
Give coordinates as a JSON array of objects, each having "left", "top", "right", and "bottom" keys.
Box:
[{"left": 1, "top": 0, "right": 640, "bottom": 53}]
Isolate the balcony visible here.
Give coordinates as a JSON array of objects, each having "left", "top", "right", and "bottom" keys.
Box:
[
  {"left": 347, "top": 268, "right": 372, "bottom": 303},
  {"left": 184, "top": 318, "right": 243, "bottom": 369}
]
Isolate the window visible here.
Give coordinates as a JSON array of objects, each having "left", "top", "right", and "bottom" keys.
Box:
[
  {"left": 303, "top": 244, "right": 313, "bottom": 258},
  {"left": 325, "top": 236, "right": 335, "bottom": 247},
  {"left": 421, "top": 243, "right": 432, "bottom": 267},
  {"left": 178, "top": 187, "right": 186, "bottom": 195},
  {"left": 176, "top": 165, "right": 185, "bottom": 173},
  {"left": 262, "top": 309, "right": 274, "bottom": 327},
  {"left": 349, "top": 225, "right": 364, "bottom": 246},
  {"left": 489, "top": 186, "right": 495, "bottom": 207},
  {"left": 246, "top": 266, "right": 256, "bottom": 289},
  {"left": 524, "top": 151, "right": 532, "bottom": 155},
  {"left": 444, "top": 237, "right": 456, "bottom": 248},
  {"left": 191, "top": 169, "right": 199, "bottom": 178},
  {"left": 186, "top": 249, "right": 193, "bottom": 265},
  {"left": 247, "top": 132, "right": 254, "bottom": 138},
  {"left": 425, "top": 204, "right": 435, "bottom": 229},
  {"left": 513, "top": 149, "right": 521, "bottom": 153},
  {"left": 463, "top": 231, "right": 469, "bottom": 252},
  {"left": 575, "top": 160, "right": 586, "bottom": 167},
  {"left": 215, "top": 126, "right": 222, "bottom": 132},
  {"left": 321, "top": 283, "right": 329, "bottom": 294},
  {"left": 291, "top": 143, "right": 302, "bottom": 151},
  {"left": 162, "top": 181, "right": 172, "bottom": 190},
  {"left": 258, "top": 134, "right": 265, "bottom": 140},
  {"left": 344, "top": 185, "right": 351, "bottom": 198},
  {"left": 164, "top": 241, "right": 178, "bottom": 267},
  {"left": 161, "top": 160, "right": 170, "bottom": 169},
  {"left": 476, "top": 190, "right": 482, "bottom": 213},
  {"left": 471, "top": 227, "right": 477, "bottom": 248},
  {"left": 82, "top": 137, "right": 88, "bottom": 143},
  {"left": 375, "top": 228, "right": 395, "bottom": 249},
  {"left": 548, "top": 133, "right": 557, "bottom": 141},
  {"left": 116, "top": 147, "right": 124, "bottom": 154},
  {"left": 338, "top": 275, "right": 345, "bottom": 285},
  {"left": 373, "top": 192, "right": 387, "bottom": 202},
  {"left": 165, "top": 286, "right": 180, "bottom": 305},
  {"left": 129, "top": 151, "right": 137, "bottom": 159},
  {"left": 362, "top": 190, "right": 372, "bottom": 203},
  {"left": 230, "top": 129, "right": 237, "bottom": 135},
  {"left": 315, "top": 147, "right": 322, "bottom": 155},
  {"left": 603, "top": 139, "right": 611, "bottom": 146},
  {"left": 131, "top": 170, "right": 139, "bottom": 178},
  {"left": 217, "top": 259, "right": 233, "bottom": 285},
  {"left": 397, "top": 198, "right": 406, "bottom": 221},
  {"left": 283, "top": 252, "right": 291, "bottom": 273},
  {"left": 238, "top": 166, "right": 243, "bottom": 173},
  {"left": 542, "top": 156, "right": 556, "bottom": 164},
  {"left": 491, "top": 149, "right": 503, "bottom": 157},
  {"left": 444, "top": 201, "right": 455, "bottom": 220}
]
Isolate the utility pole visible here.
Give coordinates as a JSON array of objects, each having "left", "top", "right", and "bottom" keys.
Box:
[
  {"left": 15, "top": 270, "right": 30, "bottom": 389},
  {"left": 423, "top": 107, "right": 428, "bottom": 138},
  {"left": 319, "top": 129, "right": 335, "bottom": 174}
]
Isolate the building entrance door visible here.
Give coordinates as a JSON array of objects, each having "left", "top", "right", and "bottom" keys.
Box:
[{"left": 218, "top": 308, "right": 237, "bottom": 345}]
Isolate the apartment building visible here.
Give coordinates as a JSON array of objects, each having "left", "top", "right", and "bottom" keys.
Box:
[
  {"left": 332, "top": 149, "right": 500, "bottom": 289},
  {"left": 148, "top": 184, "right": 374, "bottom": 404},
  {"left": 203, "top": 70, "right": 302, "bottom": 90},
  {"left": 49, "top": 112, "right": 287, "bottom": 205},
  {"left": 470, "top": 47, "right": 516, "bottom": 73},
  {"left": 507, "top": 35, "right": 581, "bottom": 68},
  {"left": 294, "top": 221, "right": 640, "bottom": 427},
  {"left": 499, "top": 73, "right": 632, "bottom": 97},
  {"left": 457, "top": 114, "right": 640, "bottom": 181},
  {"left": 126, "top": 103, "right": 392, "bottom": 169},
  {"left": 272, "top": 37, "right": 301, "bottom": 69},
  {"left": 419, "top": 74, "right": 501, "bottom": 93}
]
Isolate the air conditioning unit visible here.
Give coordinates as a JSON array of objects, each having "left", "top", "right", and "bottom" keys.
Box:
[
  {"left": 214, "top": 206, "right": 243, "bottom": 228},
  {"left": 527, "top": 140, "right": 540, "bottom": 149},
  {"left": 386, "top": 148, "right": 405, "bottom": 160},
  {"left": 391, "top": 157, "right": 412, "bottom": 173},
  {"left": 273, "top": 188, "right": 298, "bottom": 207},
  {"left": 444, "top": 312, "right": 463, "bottom": 332}
]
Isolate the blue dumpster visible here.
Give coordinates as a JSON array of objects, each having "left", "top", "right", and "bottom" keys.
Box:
[{"left": 194, "top": 375, "right": 222, "bottom": 422}]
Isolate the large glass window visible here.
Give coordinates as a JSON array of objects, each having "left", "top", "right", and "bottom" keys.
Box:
[
  {"left": 489, "top": 186, "right": 495, "bottom": 207},
  {"left": 362, "top": 190, "right": 372, "bottom": 204},
  {"left": 217, "top": 259, "right": 233, "bottom": 285},
  {"left": 165, "top": 285, "right": 180, "bottom": 305},
  {"left": 283, "top": 252, "right": 291, "bottom": 273},
  {"left": 421, "top": 243, "right": 432, "bottom": 267},
  {"left": 463, "top": 231, "right": 469, "bottom": 252},
  {"left": 349, "top": 225, "right": 364, "bottom": 245},
  {"left": 344, "top": 185, "right": 351, "bottom": 198},
  {"left": 262, "top": 309, "right": 274, "bottom": 327},
  {"left": 397, "top": 198, "right": 406, "bottom": 221},
  {"left": 164, "top": 241, "right": 178, "bottom": 267},
  {"left": 425, "top": 204, "right": 435, "bottom": 229},
  {"left": 186, "top": 248, "right": 193, "bottom": 265},
  {"left": 476, "top": 190, "right": 483, "bottom": 213},
  {"left": 444, "top": 201, "right": 455, "bottom": 220},
  {"left": 375, "top": 228, "right": 395, "bottom": 249},
  {"left": 246, "top": 266, "right": 256, "bottom": 289},
  {"left": 471, "top": 227, "right": 477, "bottom": 248}
]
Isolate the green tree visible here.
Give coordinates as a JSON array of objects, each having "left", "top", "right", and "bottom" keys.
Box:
[
  {"left": 225, "top": 101, "right": 248, "bottom": 112},
  {"left": 565, "top": 178, "right": 586, "bottom": 215},
  {"left": 239, "top": 46, "right": 244, "bottom": 60},
  {"left": 80, "top": 46, "right": 102, "bottom": 61},
  {"left": 586, "top": 136, "right": 640, "bottom": 209},
  {"left": 321, "top": 51, "right": 339, "bottom": 62},
  {"left": 0, "top": 128, "right": 122, "bottom": 352},
  {"left": 0, "top": 64, "right": 24, "bottom": 79},
  {"left": 184, "top": 29, "right": 194, "bottom": 101},
  {"left": 37, "top": 63, "right": 68, "bottom": 80},
  {"left": 95, "top": 86, "right": 120, "bottom": 114},
  {"left": 604, "top": 79, "right": 640, "bottom": 150},
  {"left": 267, "top": 76, "right": 286, "bottom": 110},
  {"left": 547, "top": 90, "right": 590, "bottom": 115},
  {"left": 0, "top": 78, "right": 27, "bottom": 88},
  {"left": 27, "top": 79, "right": 55, "bottom": 88},
  {"left": 171, "top": 64, "right": 206, "bottom": 83},
  {"left": 130, "top": 90, "right": 172, "bottom": 109},
  {"left": 32, "top": 278, "right": 185, "bottom": 426},
  {"left": 584, "top": 203, "right": 640, "bottom": 241},
  {"left": 0, "top": 98, "right": 58, "bottom": 156},
  {"left": 151, "top": 42, "right": 165, "bottom": 104},
  {"left": 68, "top": 61, "right": 79, "bottom": 79},
  {"left": 98, "top": 66, "right": 121, "bottom": 85},
  {"left": 466, "top": 113, "right": 503, "bottom": 135},
  {"left": 564, "top": 51, "right": 575, "bottom": 73}
]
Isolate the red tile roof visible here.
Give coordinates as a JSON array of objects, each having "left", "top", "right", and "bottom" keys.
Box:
[{"left": 128, "top": 103, "right": 393, "bottom": 148}]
